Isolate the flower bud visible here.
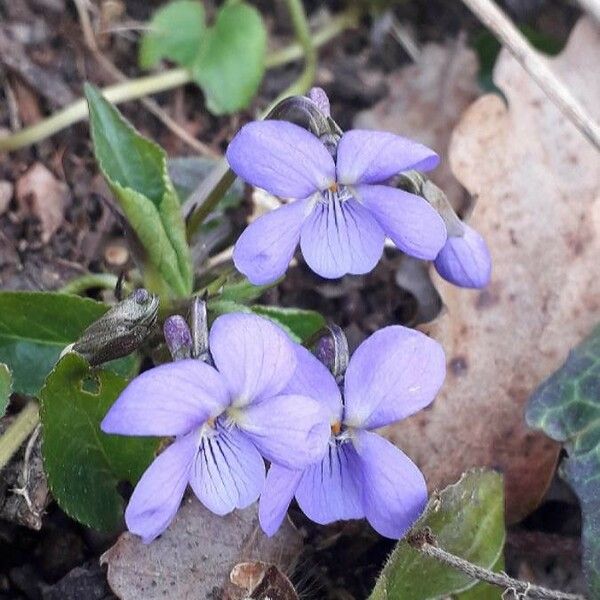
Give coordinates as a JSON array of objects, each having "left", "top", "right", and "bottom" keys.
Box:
[
  {"left": 308, "top": 87, "right": 331, "bottom": 117},
  {"left": 434, "top": 224, "right": 492, "bottom": 289},
  {"left": 163, "top": 315, "right": 192, "bottom": 361},
  {"left": 315, "top": 324, "right": 349, "bottom": 380}
]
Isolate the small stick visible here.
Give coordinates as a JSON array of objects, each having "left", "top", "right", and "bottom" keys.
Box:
[
  {"left": 407, "top": 530, "right": 586, "bottom": 600},
  {"left": 460, "top": 0, "right": 600, "bottom": 152}
]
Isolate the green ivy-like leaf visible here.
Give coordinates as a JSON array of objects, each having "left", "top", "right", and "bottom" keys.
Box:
[
  {"left": 85, "top": 84, "right": 192, "bottom": 297},
  {"left": 192, "top": 2, "right": 266, "bottom": 115},
  {"left": 0, "top": 292, "right": 137, "bottom": 396},
  {"left": 526, "top": 324, "right": 600, "bottom": 597},
  {"left": 369, "top": 469, "right": 505, "bottom": 600},
  {"left": 139, "top": 0, "right": 205, "bottom": 69},
  {"left": 0, "top": 363, "right": 11, "bottom": 418},
  {"left": 251, "top": 305, "right": 326, "bottom": 343},
  {"left": 40, "top": 353, "right": 157, "bottom": 531}
]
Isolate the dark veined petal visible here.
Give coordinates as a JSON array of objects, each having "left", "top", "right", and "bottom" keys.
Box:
[
  {"left": 353, "top": 430, "right": 427, "bottom": 539},
  {"left": 355, "top": 184, "right": 447, "bottom": 260},
  {"left": 336, "top": 130, "right": 439, "bottom": 185},
  {"left": 233, "top": 198, "right": 309, "bottom": 285},
  {"left": 343, "top": 325, "right": 446, "bottom": 430},
  {"left": 258, "top": 463, "right": 303, "bottom": 537},
  {"left": 300, "top": 197, "right": 385, "bottom": 279},
  {"left": 294, "top": 440, "right": 364, "bottom": 524},
  {"left": 434, "top": 223, "right": 492, "bottom": 288},
  {"left": 101, "top": 360, "right": 229, "bottom": 437},
  {"left": 209, "top": 313, "right": 297, "bottom": 405},
  {"left": 189, "top": 425, "right": 265, "bottom": 516},
  {"left": 125, "top": 431, "right": 199, "bottom": 543},
  {"left": 226, "top": 120, "right": 335, "bottom": 198},
  {"left": 237, "top": 393, "right": 330, "bottom": 469},
  {"left": 283, "top": 343, "right": 343, "bottom": 423}
]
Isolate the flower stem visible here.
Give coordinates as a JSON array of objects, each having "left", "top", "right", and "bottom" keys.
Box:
[
  {"left": 407, "top": 529, "right": 586, "bottom": 600},
  {"left": 0, "top": 402, "right": 40, "bottom": 472},
  {"left": 59, "top": 272, "right": 123, "bottom": 296},
  {"left": 273, "top": 0, "right": 317, "bottom": 105},
  {"left": 0, "top": 7, "right": 359, "bottom": 152}
]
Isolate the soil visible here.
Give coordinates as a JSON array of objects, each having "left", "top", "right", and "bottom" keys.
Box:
[{"left": 0, "top": 0, "right": 585, "bottom": 598}]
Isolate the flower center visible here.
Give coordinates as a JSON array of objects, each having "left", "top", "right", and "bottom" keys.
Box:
[
  {"left": 331, "top": 420, "right": 342, "bottom": 435},
  {"left": 320, "top": 183, "right": 352, "bottom": 206}
]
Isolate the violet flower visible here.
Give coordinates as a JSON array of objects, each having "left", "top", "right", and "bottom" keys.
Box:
[
  {"left": 226, "top": 97, "right": 447, "bottom": 284},
  {"left": 259, "top": 326, "right": 446, "bottom": 539},
  {"left": 434, "top": 223, "right": 492, "bottom": 288},
  {"left": 101, "top": 313, "right": 330, "bottom": 543}
]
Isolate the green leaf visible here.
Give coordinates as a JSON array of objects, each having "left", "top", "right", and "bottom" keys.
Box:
[
  {"left": 192, "top": 2, "right": 266, "bottom": 114},
  {"left": 369, "top": 469, "right": 505, "bottom": 600},
  {"left": 0, "top": 363, "right": 11, "bottom": 418},
  {"left": 40, "top": 353, "right": 157, "bottom": 531},
  {"left": 139, "top": 0, "right": 205, "bottom": 69},
  {"left": 251, "top": 305, "right": 326, "bottom": 343},
  {"left": 526, "top": 324, "right": 600, "bottom": 597},
  {"left": 85, "top": 84, "right": 192, "bottom": 297},
  {"left": 0, "top": 292, "right": 137, "bottom": 396}
]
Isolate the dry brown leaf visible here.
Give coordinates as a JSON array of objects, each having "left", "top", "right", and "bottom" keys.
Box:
[
  {"left": 101, "top": 495, "right": 303, "bottom": 600},
  {"left": 229, "top": 562, "right": 299, "bottom": 600},
  {"left": 15, "top": 163, "right": 68, "bottom": 244},
  {"left": 382, "top": 18, "right": 600, "bottom": 522},
  {"left": 354, "top": 37, "right": 480, "bottom": 210}
]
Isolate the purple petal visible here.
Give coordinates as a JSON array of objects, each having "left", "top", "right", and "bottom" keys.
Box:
[
  {"left": 356, "top": 184, "right": 447, "bottom": 260},
  {"left": 189, "top": 425, "right": 265, "bottom": 516},
  {"left": 295, "top": 441, "right": 364, "bottom": 525},
  {"left": 434, "top": 224, "right": 492, "bottom": 289},
  {"left": 343, "top": 326, "right": 446, "bottom": 430},
  {"left": 125, "top": 431, "right": 198, "bottom": 543},
  {"left": 258, "top": 464, "right": 303, "bottom": 536},
  {"left": 101, "top": 360, "right": 229, "bottom": 437},
  {"left": 233, "top": 199, "right": 309, "bottom": 285},
  {"left": 283, "top": 344, "right": 343, "bottom": 422},
  {"left": 336, "top": 130, "right": 439, "bottom": 185},
  {"left": 300, "top": 198, "right": 385, "bottom": 279},
  {"left": 209, "top": 313, "right": 297, "bottom": 404},
  {"left": 226, "top": 121, "right": 335, "bottom": 197},
  {"left": 353, "top": 430, "right": 427, "bottom": 539},
  {"left": 238, "top": 394, "right": 330, "bottom": 469}
]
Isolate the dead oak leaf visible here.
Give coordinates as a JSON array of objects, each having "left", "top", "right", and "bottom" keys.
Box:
[
  {"left": 15, "top": 163, "right": 69, "bottom": 244},
  {"left": 382, "top": 18, "right": 600, "bottom": 522},
  {"left": 101, "top": 495, "right": 303, "bottom": 600}
]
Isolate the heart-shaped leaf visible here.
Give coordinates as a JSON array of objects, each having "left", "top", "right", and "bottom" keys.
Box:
[
  {"left": 40, "top": 353, "right": 157, "bottom": 531},
  {"left": 369, "top": 469, "right": 505, "bottom": 600},
  {"left": 139, "top": 0, "right": 205, "bottom": 69},
  {"left": 192, "top": 2, "right": 266, "bottom": 115},
  {"left": 0, "top": 291, "right": 137, "bottom": 396},
  {"left": 526, "top": 324, "right": 600, "bottom": 597},
  {"left": 85, "top": 84, "right": 193, "bottom": 297}
]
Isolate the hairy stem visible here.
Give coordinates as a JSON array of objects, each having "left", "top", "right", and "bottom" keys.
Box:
[
  {"left": 0, "top": 7, "right": 358, "bottom": 152},
  {"left": 0, "top": 402, "right": 40, "bottom": 472},
  {"left": 407, "top": 530, "right": 586, "bottom": 600}
]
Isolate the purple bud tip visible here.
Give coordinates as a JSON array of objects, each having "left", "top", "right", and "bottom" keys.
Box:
[
  {"left": 434, "top": 224, "right": 492, "bottom": 289},
  {"left": 163, "top": 315, "right": 193, "bottom": 361},
  {"left": 133, "top": 288, "right": 150, "bottom": 304},
  {"left": 315, "top": 325, "right": 349, "bottom": 379},
  {"left": 308, "top": 87, "right": 330, "bottom": 117}
]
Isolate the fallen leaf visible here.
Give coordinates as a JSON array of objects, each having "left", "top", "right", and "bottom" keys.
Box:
[
  {"left": 0, "top": 180, "right": 13, "bottom": 215},
  {"left": 229, "top": 562, "right": 299, "bottom": 600},
  {"left": 354, "top": 36, "right": 480, "bottom": 210},
  {"left": 15, "top": 163, "right": 68, "bottom": 244},
  {"left": 382, "top": 18, "right": 600, "bottom": 522},
  {"left": 101, "top": 495, "right": 303, "bottom": 600}
]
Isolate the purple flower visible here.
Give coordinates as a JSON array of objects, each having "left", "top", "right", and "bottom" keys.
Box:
[
  {"left": 226, "top": 120, "right": 447, "bottom": 285},
  {"left": 259, "top": 326, "right": 446, "bottom": 539},
  {"left": 434, "top": 223, "right": 492, "bottom": 289},
  {"left": 101, "top": 313, "right": 330, "bottom": 543}
]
